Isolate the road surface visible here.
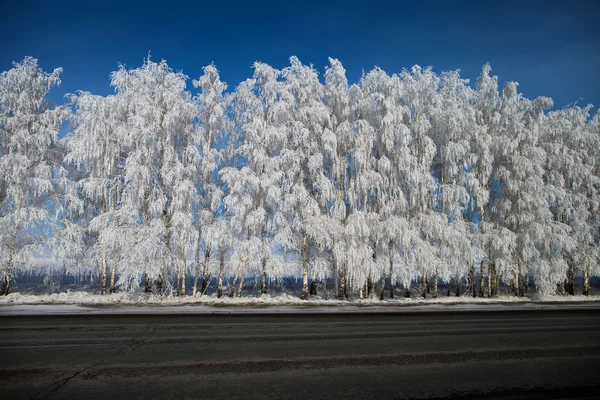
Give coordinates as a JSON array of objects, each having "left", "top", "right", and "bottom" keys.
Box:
[{"left": 1, "top": 307, "right": 599, "bottom": 399}]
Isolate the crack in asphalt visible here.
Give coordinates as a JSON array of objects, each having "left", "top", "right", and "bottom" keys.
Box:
[{"left": 29, "top": 315, "right": 172, "bottom": 400}]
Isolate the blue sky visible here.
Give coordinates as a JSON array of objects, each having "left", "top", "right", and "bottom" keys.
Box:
[{"left": 1, "top": 0, "right": 599, "bottom": 110}]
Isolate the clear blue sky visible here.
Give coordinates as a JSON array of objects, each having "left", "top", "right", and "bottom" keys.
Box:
[{"left": 1, "top": 0, "right": 599, "bottom": 110}]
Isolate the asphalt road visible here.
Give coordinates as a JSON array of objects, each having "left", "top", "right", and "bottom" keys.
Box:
[{"left": 1, "top": 308, "right": 600, "bottom": 399}]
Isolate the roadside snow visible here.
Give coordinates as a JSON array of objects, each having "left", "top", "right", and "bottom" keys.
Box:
[{"left": 0, "top": 291, "right": 599, "bottom": 316}]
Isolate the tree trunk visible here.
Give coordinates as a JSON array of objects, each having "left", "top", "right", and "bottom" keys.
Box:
[
  {"left": 425, "top": 273, "right": 430, "bottom": 293},
  {"left": 489, "top": 257, "right": 498, "bottom": 298},
  {"left": 432, "top": 273, "right": 438, "bottom": 299},
  {"left": 332, "top": 253, "right": 339, "bottom": 300},
  {"left": 379, "top": 263, "right": 386, "bottom": 301},
  {"left": 513, "top": 263, "right": 523, "bottom": 297},
  {"left": 309, "top": 280, "right": 317, "bottom": 296},
  {"left": 193, "top": 224, "right": 202, "bottom": 296},
  {"left": 518, "top": 263, "right": 524, "bottom": 297},
  {"left": 144, "top": 273, "right": 152, "bottom": 293},
  {"left": 566, "top": 256, "right": 575, "bottom": 296},
  {"left": 404, "top": 285, "right": 410, "bottom": 298},
  {"left": 261, "top": 227, "right": 267, "bottom": 295},
  {"left": 583, "top": 261, "right": 590, "bottom": 296},
  {"left": 109, "top": 263, "right": 117, "bottom": 294},
  {"left": 177, "top": 249, "right": 185, "bottom": 297},
  {"left": 470, "top": 263, "right": 476, "bottom": 298},
  {"left": 338, "top": 264, "right": 346, "bottom": 300},
  {"left": 0, "top": 225, "right": 16, "bottom": 296},
  {"left": 176, "top": 260, "right": 181, "bottom": 297},
  {"left": 180, "top": 251, "right": 186, "bottom": 296},
  {"left": 229, "top": 259, "right": 244, "bottom": 298},
  {"left": 201, "top": 241, "right": 211, "bottom": 296},
  {"left": 388, "top": 243, "right": 394, "bottom": 299},
  {"left": 217, "top": 248, "right": 225, "bottom": 298},
  {"left": 479, "top": 259, "right": 485, "bottom": 298},
  {"left": 237, "top": 261, "right": 246, "bottom": 298},
  {"left": 421, "top": 272, "right": 427, "bottom": 299},
  {"left": 301, "top": 231, "right": 309, "bottom": 300},
  {"left": 100, "top": 248, "right": 108, "bottom": 295},
  {"left": 455, "top": 272, "right": 460, "bottom": 297},
  {"left": 158, "top": 208, "right": 171, "bottom": 296}
]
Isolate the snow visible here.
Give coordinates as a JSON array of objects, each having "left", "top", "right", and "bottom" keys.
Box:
[{"left": 1, "top": 291, "right": 599, "bottom": 316}]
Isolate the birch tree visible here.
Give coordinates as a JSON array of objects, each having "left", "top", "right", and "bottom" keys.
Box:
[
  {"left": 192, "top": 64, "right": 229, "bottom": 296},
  {"left": 109, "top": 57, "right": 195, "bottom": 293},
  {"left": 0, "top": 57, "right": 69, "bottom": 295}
]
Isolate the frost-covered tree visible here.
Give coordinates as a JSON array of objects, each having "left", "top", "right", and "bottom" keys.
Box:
[
  {"left": 0, "top": 57, "right": 69, "bottom": 295},
  {"left": 109, "top": 57, "right": 196, "bottom": 293},
  {"left": 65, "top": 93, "right": 125, "bottom": 294},
  {"left": 279, "top": 57, "right": 333, "bottom": 299},
  {"left": 192, "top": 64, "right": 229, "bottom": 296},
  {"left": 543, "top": 105, "right": 600, "bottom": 295},
  {"left": 223, "top": 61, "right": 286, "bottom": 297},
  {"left": 323, "top": 57, "right": 354, "bottom": 299},
  {"left": 491, "top": 81, "right": 570, "bottom": 295}
]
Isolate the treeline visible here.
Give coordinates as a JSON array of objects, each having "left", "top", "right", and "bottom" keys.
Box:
[{"left": 0, "top": 56, "right": 598, "bottom": 299}]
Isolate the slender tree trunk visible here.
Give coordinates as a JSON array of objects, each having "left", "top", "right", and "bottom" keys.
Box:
[
  {"left": 421, "top": 271, "right": 427, "bottom": 299},
  {"left": 261, "top": 227, "right": 267, "bottom": 295},
  {"left": 343, "top": 276, "right": 349, "bottom": 299},
  {"left": 229, "top": 260, "right": 244, "bottom": 298},
  {"left": 158, "top": 206, "right": 171, "bottom": 295},
  {"left": 404, "top": 285, "right": 410, "bottom": 298},
  {"left": 566, "top": 256, "right": 575, "bottom": 296},
  {"left": 176, "top": 260, "right": 181, "bottom": 297},
  {"left": 479, "top": 259, "right": 485, "bottom": 298},
  {"left": 388, "top": 243, "right": 394, "bottom": 299},
  {"left": 193, "top": 224, "right": 202, "bottom": 296},
  {"left": 367, "top": 276, "right": 374, "bottom": 299},
  {"left": 100, "top": 248, "right": 108, "bottom": 295},
  {"left": 379, "top": 262, "right": 386, "bottom": 301},
  {"left": 470, "top": 263, "right": 476, "bottom": 298},
  {"left": 583, "top": 261, "right": 590, "bottom": 296},
  {"left": 332, "top": 253, "right": 339, "bottom": 300},
  {"left": 425, "top": 273, "right": 430, "bottom": 293},
  {"left": 181, "top": 250, "right": 186, "bottom": 296},
  {"left": 201, "top": 242, "right": 211, "bottom": 296},
  {"left": 301, "top": 231, "right": 309, "bottom": 300},
  {"left": 237, "top": 261, "right": 246, "bottom": 298},
  {"left": 487, "top": 271, "right": 491, "bottom": 298},
  {"left": 144, "top": 273, "right": 152, "bottom": 293},
  {"left": 109, "top": 263, "right": 117, "bottom": 294},
  {"left": 489, "top": 256, "right": 498, "bottom": 297},
  {"left": 0, "top": 220, "right": 18, "bottom": 296},
  {"left": 432, "top": 273, "right": 438, "bottom": 298},
  {"left": 518, "top": 263, "right": 524, "bottom": 297},
  {"left": 217, "top": 248, "right": 225, "bottom": 298},
  {"left": 338, "top": 264, "right": 346, "bottom": 300},
  {"left": 455, "top": 272, "right": 460, "bottom": 297},
  {"left": 142, "top": 199, "right": 152, "bottom": 293}
]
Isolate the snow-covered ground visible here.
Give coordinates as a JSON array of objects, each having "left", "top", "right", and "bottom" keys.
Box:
[{"left": 1, "top": 291, "right": 599, "bottom": 315}]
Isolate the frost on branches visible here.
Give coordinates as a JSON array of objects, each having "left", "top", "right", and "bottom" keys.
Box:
[{"left": 0, "top": 56, "right": 599, "bottom": 300}]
